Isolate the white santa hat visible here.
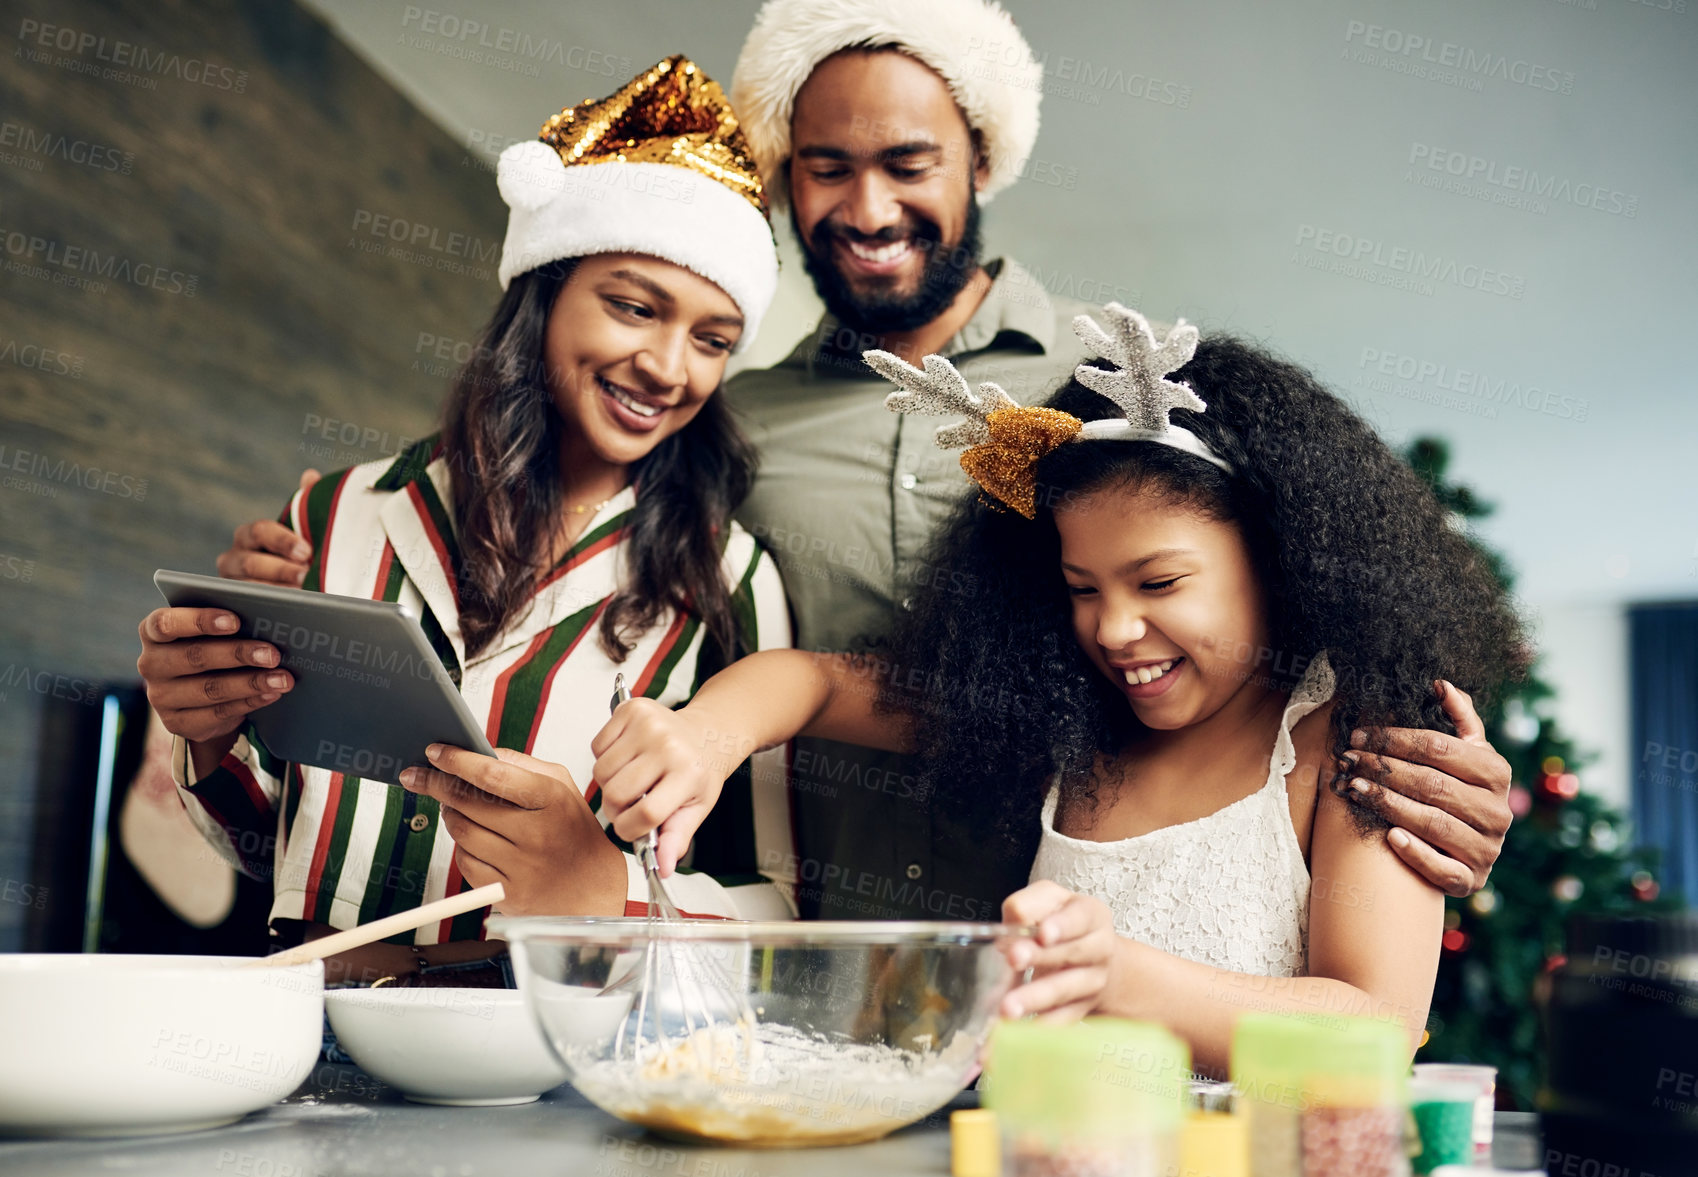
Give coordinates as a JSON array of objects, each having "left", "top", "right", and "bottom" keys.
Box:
[
  {"left": 731, "top": 0, "right": 1043, "bottom": 208},
  {"left": 495, "top": 57, "right": 778, "bottom": 353}
]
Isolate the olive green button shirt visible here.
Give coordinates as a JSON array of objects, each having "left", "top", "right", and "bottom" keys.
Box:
[{"left": 728, "top": 258, "right": 1097, "bottom": 920}]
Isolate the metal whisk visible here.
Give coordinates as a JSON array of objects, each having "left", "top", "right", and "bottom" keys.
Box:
[{"left": 607, "top": 674, "right": 755, "bottom": 1072}]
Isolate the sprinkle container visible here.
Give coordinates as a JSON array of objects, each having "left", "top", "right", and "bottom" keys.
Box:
[
  {"left": 983, "top": 1018, "right": 1188, "bottom": 1177},
  {"left": 1410, "top": 1063, "right": 1495, "bottom": 1164},
  {"left": 1406, "top": 1077, "right": 1477, "bottom": 1173},
  {"left": 1231, "top": 1013, "right": 1411, "bottom": 1177}
]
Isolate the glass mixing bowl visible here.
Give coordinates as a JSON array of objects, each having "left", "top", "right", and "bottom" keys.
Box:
[{"left": 493, "top": 917, "right": 1028, "bottom": 1147}]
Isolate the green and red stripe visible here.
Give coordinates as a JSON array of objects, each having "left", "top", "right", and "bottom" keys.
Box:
[
  {"left": 302, "top": 772, "right": 351, "bottom": 923},
  {"left": 300, "top": 470, "right": 351, "bottom": 594},
  {"left": 519, "top": 602, "right": 609, "bottom": 753},
  {"left": 404, "top": 477, "right": 460, "bottom": 610}
]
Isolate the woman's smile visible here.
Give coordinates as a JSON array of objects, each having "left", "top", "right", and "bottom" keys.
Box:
[{"left": 596, "top": 374, "right": 669, "bottom": 434}]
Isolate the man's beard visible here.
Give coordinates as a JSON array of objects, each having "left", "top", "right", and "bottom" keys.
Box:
[{"left": 796, "top": 194, "right": 983, "bottom": 337}]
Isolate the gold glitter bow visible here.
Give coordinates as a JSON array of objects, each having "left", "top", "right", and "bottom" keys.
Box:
[
  {"left": 863, "top": 350, "right": 1083, "bottom": 518},
  {"left": 962, "top": 406, "right": 1085, "bottom": 517},
  {"left": 539, "top": 55, "right": 767, "bottom": 216}
]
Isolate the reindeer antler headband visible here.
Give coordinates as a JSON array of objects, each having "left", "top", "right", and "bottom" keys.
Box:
[{"left": 865, "top": 304, "right": 1232, "bottom": 518}]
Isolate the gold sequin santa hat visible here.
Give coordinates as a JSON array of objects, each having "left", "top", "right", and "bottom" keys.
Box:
[
  {"left": 865, "top": 305, "right": 1233, "bottom": 518},
  {"left": 731, "top": 0, "right": 1043, "bottom": 207},
  {"left": 496, "top": 56, "right": 778, "bottom": 352}
]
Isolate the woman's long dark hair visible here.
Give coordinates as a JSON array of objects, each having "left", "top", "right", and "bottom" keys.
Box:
[
  {"left": 440, "top": 260, "right": 757, "bottom": 662},
  {"left": 883, "top": 335, "right": 1529, "bottom": 847}
]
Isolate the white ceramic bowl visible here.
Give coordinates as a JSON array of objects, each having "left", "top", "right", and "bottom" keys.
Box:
[
  {"left": 0, "top": 953, "right": 323, "bottom": 1137},
  {"left": 325, "top": 987, "right": 568, "bottom": 1105}
]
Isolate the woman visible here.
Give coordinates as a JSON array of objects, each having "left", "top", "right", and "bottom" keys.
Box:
[{"left": 136, "top": 57, "right": 795, "bottom": 985}]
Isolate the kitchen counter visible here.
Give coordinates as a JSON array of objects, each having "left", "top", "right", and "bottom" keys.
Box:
[{"left": 0, "top": 1066, "right": 1545, "bottom": 1176}]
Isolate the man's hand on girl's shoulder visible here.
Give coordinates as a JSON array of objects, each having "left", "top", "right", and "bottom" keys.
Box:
[{"left": 1337, "top": 680, "right": 1513, "bottom": 898}]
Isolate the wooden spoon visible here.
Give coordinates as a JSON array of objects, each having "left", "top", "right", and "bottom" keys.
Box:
[{"left": 244, "top": 882, "right": 505, "bottom": 968}]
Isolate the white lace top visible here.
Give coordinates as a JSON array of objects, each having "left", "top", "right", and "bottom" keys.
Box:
[{"left": 1029, "top": 654, "right": 1336, "bottom": 978}]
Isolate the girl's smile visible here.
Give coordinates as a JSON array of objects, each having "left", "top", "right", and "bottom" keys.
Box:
[{"left": 1113, "top": 655, "right": 1187, "bottom": 699}]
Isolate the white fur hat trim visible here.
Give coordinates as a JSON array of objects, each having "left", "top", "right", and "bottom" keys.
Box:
[
  {"left": 495, "top": 145, "right": 779, "bottom": 353},
  {"left": 732, "top": 0, "right": 1042, "bottom": 207}
]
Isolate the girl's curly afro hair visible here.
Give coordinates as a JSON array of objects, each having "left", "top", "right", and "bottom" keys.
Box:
[{"left": 881, "top": 334, "right": 1530, "bottom": 849}]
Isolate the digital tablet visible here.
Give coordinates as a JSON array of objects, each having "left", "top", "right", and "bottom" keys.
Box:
[{"left": 154, "top": 569, "right": 495, "bottom": 785}]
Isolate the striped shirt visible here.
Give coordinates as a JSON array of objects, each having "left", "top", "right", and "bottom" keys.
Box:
[{"left": 173, "top": 438, "right": 797, "bottom": 942}]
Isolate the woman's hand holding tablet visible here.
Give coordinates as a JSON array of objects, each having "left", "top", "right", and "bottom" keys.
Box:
[{"left": 137, "top": 605, "right": 295, "bottom": 777}]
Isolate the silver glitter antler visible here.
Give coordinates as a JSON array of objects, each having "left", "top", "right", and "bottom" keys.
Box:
[
  {"left": 1072, "top": 303, "right": 1205, "bottom": 431},
  {"left": 864, "top": 349, "right": 1018, "bottom": 449}
]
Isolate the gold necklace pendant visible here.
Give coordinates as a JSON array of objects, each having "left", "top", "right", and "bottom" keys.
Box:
[{"left": 565, "top": 487, "right": 630, "bottom": 516}]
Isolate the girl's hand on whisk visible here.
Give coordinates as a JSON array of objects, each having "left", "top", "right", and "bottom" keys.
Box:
[{"left": 592, "top": 699, "right": 757, "bottom": 876}]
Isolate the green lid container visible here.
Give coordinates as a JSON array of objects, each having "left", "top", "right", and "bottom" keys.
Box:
[
  {"left": 983, "top": 1018, "right": 1189, "bottom": 1141},
  {"left": 1231, "top": 1013, "right": 1408, "bottom": 1109}
]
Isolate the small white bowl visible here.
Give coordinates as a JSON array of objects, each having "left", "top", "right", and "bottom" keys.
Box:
[
  {"left": 0, "top": 953, "right": 323, "bottom": 1137},
  {"left": 325, "top": 987, "right": 568, "bottom": 1106}
]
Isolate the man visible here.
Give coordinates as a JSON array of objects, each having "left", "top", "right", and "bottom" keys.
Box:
[{"left": 219, "top": 0, "right": 1512, "bottom": 918}]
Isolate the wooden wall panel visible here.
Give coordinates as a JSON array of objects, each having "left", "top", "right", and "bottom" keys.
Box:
[{"left": 0, "top": 0, "right": 506, "bottom": 948}]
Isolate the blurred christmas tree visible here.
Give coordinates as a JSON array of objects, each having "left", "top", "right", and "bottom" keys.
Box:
[{"left": 1406, "top": 438, "right": 1677, "bottom": 1108}]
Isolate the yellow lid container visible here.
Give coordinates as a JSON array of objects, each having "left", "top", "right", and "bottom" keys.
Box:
[
  {"left": 1180, "top": 1110, "right": 1249, "bottom": 1177},
  {"left": 951, "top": 1108, "right": 999, "bottom": 1177}
]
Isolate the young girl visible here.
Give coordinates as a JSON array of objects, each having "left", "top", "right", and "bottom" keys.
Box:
[
  {"left": 135, "top": 57, "right": 796, "bottom": 985},
  {"left": 590, "top": 306, "right": 1525, "bottom": 1071}
]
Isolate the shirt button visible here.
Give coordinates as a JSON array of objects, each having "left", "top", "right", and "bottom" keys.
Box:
[
  {"left": 409, "top": 813, "right": 430, "bottom": 833},
  {"left": 905, "top": 863, "right": 923, "bottom": 880},
  {"left": 901, "top": 597, "right": 915, "bottom": 612},
  {"left": 899, "top": 473, "right": 918, "bottom": 490}
]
